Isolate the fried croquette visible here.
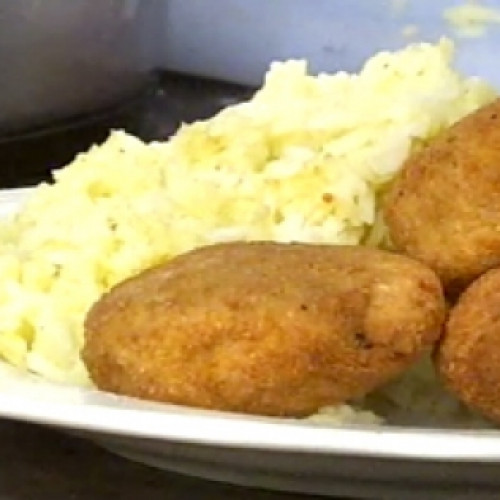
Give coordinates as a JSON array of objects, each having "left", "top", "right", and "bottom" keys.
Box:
[
  {"left": 384, "top": 97, "right": 500, "bottom": 294},
  {"left": 82, "top": 242, "right": 445, "bottom": 417},
  {"left": 437, "top": 267, "right": 500, "bottom": 424}
]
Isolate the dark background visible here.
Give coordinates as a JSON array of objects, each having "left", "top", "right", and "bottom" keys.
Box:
[{"left": 0, "top": 419, "right": 336, "bottom": 500}]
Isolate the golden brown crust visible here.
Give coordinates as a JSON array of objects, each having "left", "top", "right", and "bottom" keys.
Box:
[
  {"left": 436, "top": 268, "right": 500, "bottom": 423},
  {"left": 384, "top": 98, "right": 500, "bottom": 294},
  {"left": 83, "top": 242, "right": 445, "bottom": 417}
]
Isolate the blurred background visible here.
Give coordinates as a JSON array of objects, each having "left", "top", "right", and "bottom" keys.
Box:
[{"left": 1, "top": 0, "right": 499, "bottom": 186}]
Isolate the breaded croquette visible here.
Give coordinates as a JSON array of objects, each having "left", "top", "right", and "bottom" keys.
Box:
[
  {"left": 384, "top": 98, "right": 500, "bottom": 294},
  {"left": 437, "top": 267, "right": 500, "bottom": 424},
  {"left": 83, "top": 242, "right": 445, "bottom": 417}
]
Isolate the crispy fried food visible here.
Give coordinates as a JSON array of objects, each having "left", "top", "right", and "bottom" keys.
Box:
[
  {"left": 436, "top": 268, "right": 500, "bottom": 424},
  {"left": 82, "top": 242, "right": 445, "bottom": 417},
  {"left": 384, "top": 97, "right": 500, "bottom": 294}
]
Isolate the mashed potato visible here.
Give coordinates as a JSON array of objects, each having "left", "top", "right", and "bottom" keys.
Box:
[{"left": 0, "top": 39, "right": 495, "bottom": 389}]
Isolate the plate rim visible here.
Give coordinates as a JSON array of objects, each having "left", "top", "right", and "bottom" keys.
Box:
[{"left": 1, "top": 369, "right": 500, "bottom": 463}]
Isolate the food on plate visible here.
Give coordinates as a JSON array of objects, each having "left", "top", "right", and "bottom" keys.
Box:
[
  {"left": 82, "top": 242, "right": 445, "bottom": 417},
  {"left": 0, "top": 39, "right": 494, "bottom": 426},
  {"left": 436, "top": 268, "right": 500, "bottom": 424},
  {"left": 384, "top": 97, "right": 500, "bottom": 295}
]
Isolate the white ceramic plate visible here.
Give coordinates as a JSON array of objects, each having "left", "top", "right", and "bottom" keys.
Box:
[{"left": 1, "top": 188, "right": 500, "bottom": 500}]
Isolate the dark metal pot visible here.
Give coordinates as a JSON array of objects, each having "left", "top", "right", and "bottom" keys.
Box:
[{"left": 0, "top": 0, "right": 160, "bottom": 134}]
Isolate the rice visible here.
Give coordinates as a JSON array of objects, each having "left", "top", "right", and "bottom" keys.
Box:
[
  {"left": 0, "top": 39, "right": 495, "bottom": 424},
  {"left": 443, "top": 2, "right": 500, "bottom": 38}
]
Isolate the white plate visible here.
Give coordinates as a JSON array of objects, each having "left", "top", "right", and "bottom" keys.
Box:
[{"left": 1, "top": 188, "right": 500, "bottom": 500}]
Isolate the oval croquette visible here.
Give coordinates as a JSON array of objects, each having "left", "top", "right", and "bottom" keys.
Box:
[
  {"left": 384, "top": 98, "right": 500, "bottom": 295},
  {"left": 83, "top": 242, "right": 445, "bottom": 417},
  {"left": 437, "top": 268, "right": 500, "bottom": 424}
]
